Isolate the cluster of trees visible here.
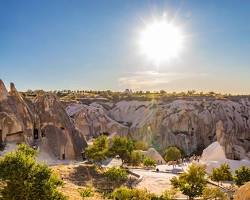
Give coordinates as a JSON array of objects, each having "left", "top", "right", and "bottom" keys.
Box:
[
  {"left": 171, "top": 163, "right": 250, "bottom": 199},
  {"left": 85, "top": 135, "right": 156, "bottom": 167},
  {"left": 210, "top": 163, "right": 250, "bottom": 186},
  {"left": 23, "top": 88, "right": 243, "bottom": 102}
]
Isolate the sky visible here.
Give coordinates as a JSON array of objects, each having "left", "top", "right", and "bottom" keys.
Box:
[{"left": 0, "top": 0, "right": 250, "bottom": 94}]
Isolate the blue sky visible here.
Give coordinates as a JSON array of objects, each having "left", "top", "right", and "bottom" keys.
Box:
[{"left": 0, "top": 0, "right": 250, "bottom": 94}]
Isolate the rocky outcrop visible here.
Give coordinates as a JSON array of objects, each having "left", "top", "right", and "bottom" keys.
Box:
[
  {"left": 234, "top": 181, "right": 250, "bottom": 200},
  {"left": 34, "top": 94, "right": 87, "bottom": 159},
  {"left": 0, "top": 80, "right": 87, "bottom": 160},
  {"left": 67, "top": 99, "right": 250, "bottom": 160},
  {"left": 66, "top": 103, "right": 128, "bottom": 139},
  {"left": 0, "top": 81, "right": 35, "bottom": 144}
]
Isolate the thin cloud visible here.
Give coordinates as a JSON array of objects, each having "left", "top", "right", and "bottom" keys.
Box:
[{"left": 118, "top": 70, "right": 207, "bottom": 90}]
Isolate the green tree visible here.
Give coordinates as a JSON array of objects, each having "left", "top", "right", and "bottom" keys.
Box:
[
  {"left": 210, "top": 163, "right": 233, "bottom": 185},
  {"left": 85, "top": 135, "right": 109, "bottom": 164},
  {"left": 0, "top": 144, "right": 66, "bottom": 200},
  {"left": 171, "top": 164, "right": 207, "bottom": 199},
  {"left": 234, "top": 166, "right": 250, "bottom": 186},
  {"left": 202, "top": 187, "right": 228, "bottom": 200},
  {"left": 143, "top": 157, "right": 156, "bottom": 168},
  {"left": 164, "top": 146, "right": 181, "bottom": 167},
  {"left": 109, "top": 136, "right": 134, "bottom": 164}
]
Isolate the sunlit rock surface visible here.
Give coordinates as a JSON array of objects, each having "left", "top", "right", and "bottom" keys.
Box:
[
  {"left": 68, "top": 99, "right": 250, "bottom": 160},
  {"left": 234, "top": 181, "right": 250, "bottom": 200},
  {"left": 201, "top": 142, "right": 250, "bottom": 173},
  {"left": 0, "top": 80, "right": 87, "bottom": 160}
]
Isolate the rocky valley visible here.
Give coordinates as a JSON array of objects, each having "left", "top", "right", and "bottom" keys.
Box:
[{"left": 0, "top": 80, "right": 249, "bottom": 161}]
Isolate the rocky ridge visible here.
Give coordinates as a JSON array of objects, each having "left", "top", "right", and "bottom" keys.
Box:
[{"left": 67, "top": 99, "right": 250, "bottom": 160}]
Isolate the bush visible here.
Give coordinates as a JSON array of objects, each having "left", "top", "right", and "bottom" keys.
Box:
[
  {"left": 171, "top": 163, "right": 207, "bottom": 199},
  {"left": 202, "top": 187, "right": 228, "bottom": 200},
  {"left": 210, "top": 163, "right": 233, "bottom": 184},
  {"left": 0, "top": 144, "right": 66, "bottom": 200},
  {"left": 104, "top": 167, "right": 128, "bottom": 184},
  {"left": 134, "top": 141, "right": 149, "bottom": 151},
  {"left": 111, "top": 186, "right": 151, "bottom": 200},
  {"left": 85, "top": 135, "right": 109, "bottom": 164},
  {"left": 234, "top": 166, "right": 250, "bottom": 186},
  {"left": 143, "top": 157, "right": 156, "bottom": 168},
  {"left": 128, "top": 151, "right": 143, "bottom": 166},
  {"left": 164, "top": 146, "right": 181, "bottom": 163},
  {"left": 151, "top": 189, "right": 177, "bottom": 200},
  {"left": 78, "top": 186, "right": 94, "bottom": 198}
]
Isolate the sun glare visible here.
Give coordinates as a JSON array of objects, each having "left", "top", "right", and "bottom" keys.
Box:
[{"left": 139, "top": 19, "right": 184, "bottom": 65}]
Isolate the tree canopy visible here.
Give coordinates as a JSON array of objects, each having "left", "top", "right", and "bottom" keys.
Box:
[
  {"left": 171, "top": 164, "right": 207, "bottom": 199},
  {"left": 85, "top": 135, "right": 109, "bottom": 163},
  {"left": 210, "top": 163, "right": 233, "bottom": 184},
  {"left": 164, "top": 146, "right": 182, "bottom": 162},
  {"left": 234, "top": 166, "right": 250, "bottom": 186},
  {"left": 0, "top": 144, "right": 66, "bottom": 200},
  {"left": 109, "top": 136, "right": 134, "bottom": 164}
]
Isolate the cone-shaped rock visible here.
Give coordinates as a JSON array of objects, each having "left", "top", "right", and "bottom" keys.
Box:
[{"left": 0, "top": 79, "right": 8, "bottom": 101}]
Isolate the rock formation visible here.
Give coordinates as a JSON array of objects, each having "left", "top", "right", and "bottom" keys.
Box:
[
  {"left": 234, "top": 181, "right": 250, "bottom": 200},
  {"left": 66, "top": 103, "right": 128, "bottom": 139},
  {"left": 0, "top": 80, "right": 87, "bottom": 160},
  {"left": 67, "top": 99, "right": 250, "bottom": 160}
]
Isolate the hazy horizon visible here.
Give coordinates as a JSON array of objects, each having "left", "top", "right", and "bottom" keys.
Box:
[{"left": 1, "top": 0, "right": 250, "bottom": 94}]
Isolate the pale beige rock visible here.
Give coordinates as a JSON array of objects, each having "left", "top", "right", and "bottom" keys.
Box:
[
  {"left": 68, "top": 99, "right": 250, "bottom": 160},
  {"left": 234, "top": 181, "right": 250, "bottom": 200},
  {"left": 0, "top": 81, "right": 87, "bottom": 161}
]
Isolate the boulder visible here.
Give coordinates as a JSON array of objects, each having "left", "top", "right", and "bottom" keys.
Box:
[{"left": 234, "top": 181, "right": 250, "bottom": 200}]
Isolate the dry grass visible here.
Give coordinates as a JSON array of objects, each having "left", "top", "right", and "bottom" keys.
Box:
[{"left": 51, "top": 163, "right": 107, "bottom": 200}]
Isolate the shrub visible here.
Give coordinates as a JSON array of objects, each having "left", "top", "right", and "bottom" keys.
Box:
[
  {"left": 210, "top": 163, "right": 233, "bottom": 184},
  {"left": 171, "top": 163, "right": 207, "bottom": 199},
  {"left": 151, "top": 189, "right": 177, "bottom": 200},
  {"left": 78, "top": 186, "right": 94, "bottom": 198},
  {"left": 85, "top": 135, "right": 109, "bottom": 164},
  {"left": 134, "top": 141, "right": 149, "bottom": 151},
  {"left": 111, "top": 186, "right": 151, "bottom": 200},
  {"left": 128, "top": 151, "right": 143, "bottom": 166},
  {"left": 202, "top": 187, "right": 228, "bottom": 200},
  {"left": 143, "top": 157, "right": 156, "bottom": 168},
  {"left": 0, "top": 144, "right": 66, "bottom": 200},
  {"left": 234, "top": 166, "right": 250, "bottom": 186},
  {"left": 104, "top": 167, "right": 128, "bottom": 184}
]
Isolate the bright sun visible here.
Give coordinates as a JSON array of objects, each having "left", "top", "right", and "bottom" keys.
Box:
[{"left": 139, "top": 19, "right": 184, "bottom": 64}]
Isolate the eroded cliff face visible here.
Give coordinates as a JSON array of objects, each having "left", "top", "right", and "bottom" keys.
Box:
[
  {"left": 67, "top": 99, "right": 250, "bottom": 160},
  {"left": 0, "top": 80, "right": 87, "bottom": 160},
  {"left": 0, "top": 81, "right": 35, "bottom": 143},
  {"left": 66, "top": 103, "right": 128, "bottom": 139}
]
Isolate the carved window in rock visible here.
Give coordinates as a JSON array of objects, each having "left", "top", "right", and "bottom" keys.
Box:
[{"left": 33, "top": 128, "right": 39, "bottom": 140}]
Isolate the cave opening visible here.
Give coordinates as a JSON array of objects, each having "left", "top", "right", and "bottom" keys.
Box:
[
  {"left": 41, "top": 130, "right": 45, "bottom": 138},
  {"left": 33, "top": 128, "right": 39, "bottom": 140}
]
